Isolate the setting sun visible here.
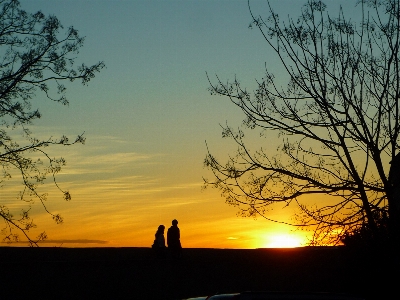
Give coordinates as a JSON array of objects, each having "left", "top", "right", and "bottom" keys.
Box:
[{"left": 263, "top": 234, "right": 305, "bottom": 248}]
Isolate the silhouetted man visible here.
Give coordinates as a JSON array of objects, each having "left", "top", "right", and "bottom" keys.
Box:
[{"left": 167, "top": 219, "right": 182, "bottom": 258}]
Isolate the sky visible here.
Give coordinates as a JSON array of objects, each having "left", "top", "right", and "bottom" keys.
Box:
[{"left": 2, "top": 0, "right": 357, "bottom": 248}]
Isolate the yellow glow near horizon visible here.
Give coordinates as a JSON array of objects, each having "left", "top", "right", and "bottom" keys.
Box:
[{"left": 263, "top": 233, "right": 305, "bottom": 248}]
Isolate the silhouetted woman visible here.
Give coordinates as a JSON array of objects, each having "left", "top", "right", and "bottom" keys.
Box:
[{"left": 152, "top": 225, "right": 166, "bottom": 257}]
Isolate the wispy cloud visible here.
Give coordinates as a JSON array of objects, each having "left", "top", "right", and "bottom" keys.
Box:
[
  {"left": 62, "top": 174, "right": 203, "bottom": 199},
  {"left": 38, "top": 239, "right": 108, "bottom": 244},
  {"left": 59, "top": 150, "right": 165, "bottom": 176}
]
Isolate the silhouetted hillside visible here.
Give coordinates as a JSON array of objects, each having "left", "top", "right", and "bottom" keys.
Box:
[{"left": 0, "top": 247, "right": 393, "bottom": 299}]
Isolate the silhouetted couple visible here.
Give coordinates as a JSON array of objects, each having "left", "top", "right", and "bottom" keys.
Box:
[{"left": 152, "top": 219, "right": 182, "bottom": 258}]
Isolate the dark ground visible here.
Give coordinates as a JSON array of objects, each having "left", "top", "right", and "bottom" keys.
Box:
[{"left": 0, "top": 246, "right": 395, "bottom": 299}]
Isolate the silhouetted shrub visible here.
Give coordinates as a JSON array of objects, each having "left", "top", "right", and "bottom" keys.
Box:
[{"left": 341, "top": 210, "right": 390, "bottom": 250}]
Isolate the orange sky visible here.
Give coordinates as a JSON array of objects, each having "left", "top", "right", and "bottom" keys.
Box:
[{"left": 5, "top": 146, "right": 311, "bottom": 248}]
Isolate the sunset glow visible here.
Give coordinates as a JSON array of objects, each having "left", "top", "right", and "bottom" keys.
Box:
[
  {"left": 262, "top": 234, "right": 306, "bottom": 248},
  {"left": 1, "top": 0, "right": 326, "bottom": 249}
]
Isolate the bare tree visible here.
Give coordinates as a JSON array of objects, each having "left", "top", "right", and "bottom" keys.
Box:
[
  {"left": 205, "top": 0, "right": 400, "bottom": 245},
  {"left": 0, "top": 0, "right": 104, "bottom": 245}
]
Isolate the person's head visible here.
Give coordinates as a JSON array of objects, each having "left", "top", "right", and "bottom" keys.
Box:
[
  {"left": 172, "top": 219, "right": 178, "bottom": 226},
  {"left": 157, "top": 225, "right": 165, "bottom": 234}
]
